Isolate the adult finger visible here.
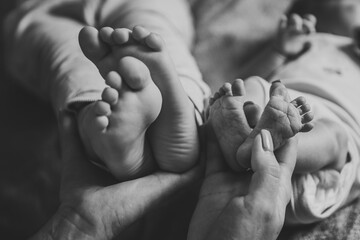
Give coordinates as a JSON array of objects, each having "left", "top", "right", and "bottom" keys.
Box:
[
  {"left": 247, "top": 132, "right": 297, "bottom": 212},
  {"left": 99, "top": 163, "right": 202, "bottom": 234},
  {"left": 275, "top": 137, "right": 298, "bottom": 179},
  {"left": 247, "top": 130, "right": 281, "bottom": 201}
]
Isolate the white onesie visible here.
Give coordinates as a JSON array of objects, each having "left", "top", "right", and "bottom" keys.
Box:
[{"left": 256, "top": 33, "right": 360, "bottom": 224}]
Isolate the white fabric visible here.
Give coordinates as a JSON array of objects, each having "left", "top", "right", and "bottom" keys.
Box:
[
  {"left": 241, "top": 34, "right": 360, "bottom": 224},
  {"left": 4, "top": 0, "right": 210, "bottom": 124},
  {"left": 271, "top": 33, "right": 360, "bottom": 224}
]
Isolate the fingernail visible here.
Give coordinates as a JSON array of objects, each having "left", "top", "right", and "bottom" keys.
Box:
[
  {"left": 261, "top": 129, "right": 274, "bottom": 151},
  {"left": 272, "top": 79, "right": 281, "bottom": 84}
]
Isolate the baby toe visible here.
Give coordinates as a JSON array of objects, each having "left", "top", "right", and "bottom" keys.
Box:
[
  {"left": 99, "top": 27, "right": 115, "bottom": 44},
  {"left": 144, "top": 33, "right": 165, "bottom": 51},
  {"left": 105, "top": 71, "right": 122, "bottom": 90},
  {"left": 112, "top": 28, "right": 132, "bottom": 45},
  {"left": 300, "top": 122, "right": 314, "bottom": 132},
  {"left": 92, "top": 115, "right": 109, "bottom": 131},
  {"left": 291, "top": 96, "right": 307, "bottom": 108},
  {"left": 244, "top": 102, "right": 261, "bottom": 128},
  {"left": 301, "top": 111, "right": 314, "bottom": 124},
  {"left": 132, "top": 25, "right": 151, "bottom": 42},
  {"left": 299, "top": 103, "right": 311, "bottom": 115},
  {"left": 221, "top": 82, "right": 233, "bottom": 96},
  {"left": 270, "top": 81, "right": 290, "bottom": 101},
  {"left": 102, "top": 87, "right": 119, "bottom": 105},
  {"left": 94, "top": 101, "right": 111, "bottom": 116},
  {"left": 288, "top": 14, "right": 302, "bottom": 32},
  {"left": 304, "top": 14, "right": 317, "bottom": 25},
  {"left": 231, "top": 79, "right": 246, "bottom": 97}
]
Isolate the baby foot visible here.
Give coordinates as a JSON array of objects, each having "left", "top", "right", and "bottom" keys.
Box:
[
  {"left": 236, "top": 81, "right": 314, "bottom": 170},
  {"left": 79, "top": 26, "right": 199, "bottom": 173},
  {"left": 275, "top": 14, "right": 317, "bottom": 58},
  {"left": 208, "top": 79, "right": 262, "bottom": 171},
  {"left": 77, "top": 56, "right": 162, "bottom": 180}
]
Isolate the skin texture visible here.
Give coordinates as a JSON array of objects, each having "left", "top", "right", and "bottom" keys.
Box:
[
  {"left": 77, "top": 26, "right": 199, "bottom": 179},
  {"left": 31, "top": 112, "right": 296, "bottom": 240},
  {"left": 209, "top": 79, "right": 313, "bottom": 171},
  {"left": 188, "top": 123, "right": 298, "bottom": 240},
  {"left": 77, "top": 56, "right": 162, "bottom": 180},
  {"left": 30, "top": 111, "right": 202, "bottom": 240}
]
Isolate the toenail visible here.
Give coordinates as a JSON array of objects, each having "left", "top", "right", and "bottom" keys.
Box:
[
  {"left": 244, "top": 101, "right": 254, "bottom": 107},
  {"left": 272, "top": 79, "right": 281, "bottom": 84}
]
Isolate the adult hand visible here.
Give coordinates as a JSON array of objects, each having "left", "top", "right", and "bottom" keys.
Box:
[
  {"left": 188, "top": 123, "right": 297, "bottom": 240},
  {"left": 30, "top": 111, "right": 202, "bottom": 240}
]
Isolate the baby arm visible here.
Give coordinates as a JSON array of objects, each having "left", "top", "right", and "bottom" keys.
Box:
[
  {"left": 239, "top": 14, "right": 316, "bottom": 80},
  {"left": 238, "top": 44, "right": 287, "bottom": 79}
]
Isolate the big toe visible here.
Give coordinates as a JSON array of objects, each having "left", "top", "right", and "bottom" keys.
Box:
[
  {"left": 117, "top": 56, "right": 151, "bottom": 90},
  {"left": 269, "top": 80, "right": 290, "bottom": 102},
  {"left": 232, "top": 79, "right": 246, "bottom": 96},
  {"left": 79, "top": 26, "right": 109, "bottom": 62},
  {"left": 244, "top": 101, "right": 262, "bottom": 128}
]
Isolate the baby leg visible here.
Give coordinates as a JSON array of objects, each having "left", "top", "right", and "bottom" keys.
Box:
[
  {"left": 275, "top": 14, "right": 316, "bottom": 58},
  {"left": 295, "top": 118, "right": 349, "bottom": 173},
  {"left": 236, "top": 81, "right": 314, "bottom": 170},
  {"left": 208, "top": 79, "right": 262, "bottom": 171},
  {"left": 76, "top": 55, "right": 162, "bottom": 180}
]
